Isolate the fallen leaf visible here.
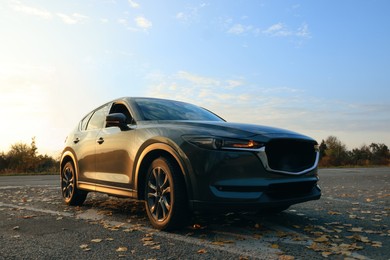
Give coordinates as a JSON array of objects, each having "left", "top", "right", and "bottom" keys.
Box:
[
  {"left": 79, "top": 244, "right": 90, "bottom": 251},
  {"left": 321, "top": 252, "right": 332, "bottom": 258},
  {"left": 271, "top": 244, "right": 279, "bottom": 249},
  {"left": 371, "top": 241, "right": 382, "bottom": 248},
  {"left": 91, "top": 239, "right": 102, "bottom": 243},
  {"left": 193, "top": 224, "right": 202, "bottom": 229},
  {"left": 347, "top": 234, "right": 370, "bottom": 243},
  {"left": 142, "top": 237, "right": 153, "bottom": 242},
  {"left": 116, "top": 247, "right": 128, "bottom": 252},
  {"left": 197, "top": 249, "right": 207, "bottom": 254},
  {"left": 278, "top": 255, "right": 295, "bottom": 260},
  {"left": 307, "top": 242, "right": 328, "bottom": 252},
  {"left": 143, "top": 241, "right": 159, "bottom": 246},
  {"left": 23, "top": 215, "right": 36, "bottom": 219},
  {"left": 124, "top": 228, "right": 138, "bottom": 232},
  {"left": 151, "top": 245, "right": 161, "bottom": 250},
  {"left": 12, "top": 226, "right": 20, "bottom": 230},
  {"left": 277, "top": 231, "right": 288, "bottom": 238},
  {"left": 349, "top": 227, "right": 363, "bottom": 232},
  {"left": 328, "top": 211, "right": 342, "bottom": 215},
  {"left": 314, "top": 236, "right": 329, "bottom": 243},
  {"left": 211, "top": 240, "right": 234, "bottom": 246}
]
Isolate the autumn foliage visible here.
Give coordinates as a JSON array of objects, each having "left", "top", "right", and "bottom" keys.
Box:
[
  {"left": 319, "top": 136, "right": 390, "bottom": 167},
  {"left": 0, "top": 137, "right": 58, "bottom": 174}
]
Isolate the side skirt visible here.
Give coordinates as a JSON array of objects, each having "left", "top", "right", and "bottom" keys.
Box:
[{"left": 78, "top": 181, "right": 137, "bottom": 198}]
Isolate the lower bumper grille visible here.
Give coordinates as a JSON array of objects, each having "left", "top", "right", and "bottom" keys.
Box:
[{"left": 266, "top": 181, "right": 317, "bottom": 199}]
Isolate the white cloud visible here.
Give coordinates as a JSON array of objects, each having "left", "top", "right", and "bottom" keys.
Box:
[
  {"left": 57, "top": 13, "right": 88, "bottom": 25},
  {"left": 296, "top": 23, "right": 310, "bottom": 38},
  {"left": 117, "top": 18, "right": 127, "bottom": 25},
  {"left": 175, "top": 3, "right": 208, "bottom": 23},
  {"left": 10, "top": 2, "right": 52, "bottom": 19},
  {"left": 228, "top": 24, "right": 253, "bottom": 35},
  {"left": 263, "top": 22, "right": 311, "bottom": 38},
  {"left": 177, "top": 71, "right": 220, "bottom": 86},
  {"left": 176, "top": 12, "right": 185, "bottom": 20},
  {"left": 263, "top": 23, "right": 292, "bottom": 37},
  {"left": 128, "top": 0, "right": 140, "bottom": 8},
  {"left": 135, "top": 16, "right": 152, "bottom": 29}
]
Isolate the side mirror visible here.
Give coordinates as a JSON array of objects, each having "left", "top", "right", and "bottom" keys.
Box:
[{"left": 106, "top": 113, "right": 129, "bottom": 130}]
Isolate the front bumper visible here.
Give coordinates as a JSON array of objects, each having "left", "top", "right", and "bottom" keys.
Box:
[{"left": 189, "top": 183, "right": 321, "bottom": 211}]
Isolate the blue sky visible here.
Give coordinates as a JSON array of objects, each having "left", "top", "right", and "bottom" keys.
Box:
[{"left": 0, "top": 0, "right": 389, "bottom": 154}]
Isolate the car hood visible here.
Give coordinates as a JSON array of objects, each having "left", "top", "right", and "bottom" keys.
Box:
[{"left": 142, "top": 120, "right": 315, "bottom": 141}]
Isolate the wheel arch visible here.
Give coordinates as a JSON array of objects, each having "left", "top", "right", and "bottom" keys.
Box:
[
  {"left": 135, "top": 142, "right": 193, "bottom": 202},
  {"left": 60, "top": 149, "right": 79, "bottom": 181}
]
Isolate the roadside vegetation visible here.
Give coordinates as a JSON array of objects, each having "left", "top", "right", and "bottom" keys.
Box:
[
  {"left": 0, "top": 137, "right": 58, "bottom": 175},
  {"left": 319, "top": 136, "right": 389, "bottom": 167},
  {"left": 0, "top": 136, "right": 389, "bottom": 175}
]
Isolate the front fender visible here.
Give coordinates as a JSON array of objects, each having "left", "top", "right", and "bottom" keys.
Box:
[{"left": 134, "top": 139, "right": 195, "bottom": 201}]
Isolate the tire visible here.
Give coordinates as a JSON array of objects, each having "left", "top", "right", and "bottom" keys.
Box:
[
  {"left": 144, "top": 157, "right": 189, "bottom": 230},
  {"left": 61, "top": 161, "right": 87, "bottom": 206}
]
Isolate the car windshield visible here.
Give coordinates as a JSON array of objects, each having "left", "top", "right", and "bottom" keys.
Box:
[{"left": 133, "top": 98, "right": 224, "bottom": 121}]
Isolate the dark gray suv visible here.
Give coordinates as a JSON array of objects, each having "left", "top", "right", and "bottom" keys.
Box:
[{"left": 60, "top": 97, "right": 321, "bottom": 230}]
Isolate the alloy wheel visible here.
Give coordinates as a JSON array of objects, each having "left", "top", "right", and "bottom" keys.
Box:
[
  {"left": 146, "top": 166, "right": 172, "bottom": 222},
  {"left": 61, "top": 164, "right": 74, "bottom": 201}
]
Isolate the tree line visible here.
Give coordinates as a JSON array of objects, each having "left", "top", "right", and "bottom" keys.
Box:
[
  {"left": 319, "top": 136, "right": 389, "bottom": 167},
  {"left": 0, "top": 136, "right": 389, "bottom": 174},
  {"left": 0, "top": 137, "right": 58, "bottom": 174}
]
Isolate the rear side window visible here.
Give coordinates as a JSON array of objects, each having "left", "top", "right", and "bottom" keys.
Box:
[
  {"left": 86, "top": 105, "right": 109, "bottom": 130},
  {"left": 80, "top": 112, "right": 93, "bottom": 131}
]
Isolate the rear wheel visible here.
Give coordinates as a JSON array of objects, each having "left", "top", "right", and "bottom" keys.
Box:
[
  {"left": 144, "top": 157, "right": 189, "bottom": 230},
  {"left": 61, "top": 161, "right": 87, "bottom": 206}
]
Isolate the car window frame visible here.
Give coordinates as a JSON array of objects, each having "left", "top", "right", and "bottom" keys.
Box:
[{"left": 85, "top": 104, "right": 110, "bottom": 131}]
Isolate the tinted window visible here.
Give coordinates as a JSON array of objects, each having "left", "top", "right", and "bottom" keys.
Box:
[
  {"left": 134, "top": 98, "right": 224, "bottom": 121},
  {"left": 86, "top": 105, "right": 109, "bottom": 130}
]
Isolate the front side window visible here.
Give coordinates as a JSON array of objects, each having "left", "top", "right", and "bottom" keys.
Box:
[
  {"left": 86, "top": 105, "right": 109, "bottom": 130},
  {"left": 109, "top": 103, "right": 133, "bottom": 124}
]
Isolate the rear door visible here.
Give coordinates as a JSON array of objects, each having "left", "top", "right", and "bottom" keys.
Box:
[{"left": 76, "top": 104, "right": 109, "bottom": 186}]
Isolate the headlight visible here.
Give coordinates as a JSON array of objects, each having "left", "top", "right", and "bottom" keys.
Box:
[{"left": 184, "top": 136, "right": 264, "bottom": 151}]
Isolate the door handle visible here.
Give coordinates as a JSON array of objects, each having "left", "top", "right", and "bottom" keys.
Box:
[
  {"left": 97, "top": 137, "right": 104, "bottom": 144},
  {"left": 73, "top": 137, "right": 80, "bottom": 144}
]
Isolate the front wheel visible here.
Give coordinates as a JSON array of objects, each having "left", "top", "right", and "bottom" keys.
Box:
[
  {"left": 61, "top": 161, "right": 87, "bottom": 206},
  {"left": 144, "top": 157, "right": 189, "bottom": 230}
]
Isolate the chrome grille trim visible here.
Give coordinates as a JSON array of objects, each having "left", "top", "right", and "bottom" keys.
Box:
[{"left": 257, "top": 147, "right": 319, "bottom": 175}]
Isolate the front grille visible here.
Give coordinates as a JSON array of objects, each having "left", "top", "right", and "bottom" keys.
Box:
[{"left": 265, "top": 139, "right": 317, "bottom": 173}]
